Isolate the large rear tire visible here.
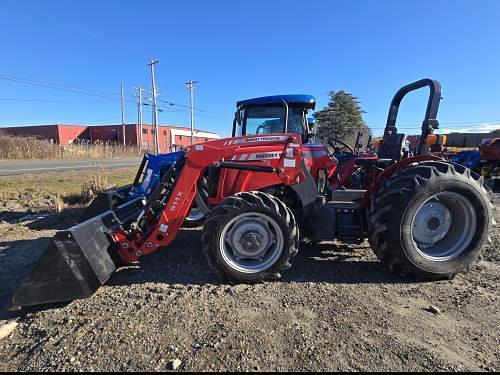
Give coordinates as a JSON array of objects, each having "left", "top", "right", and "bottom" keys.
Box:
[
  {"left": 368, "top": 161, "right": 493, "bottom": 280},
  {"left": 202, "top": 191, "right": 299, "bottom": 283}
]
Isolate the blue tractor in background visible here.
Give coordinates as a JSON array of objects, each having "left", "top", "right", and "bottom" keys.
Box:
[{"left": 450, "top": 150, "right": 481, "bottom": 171}]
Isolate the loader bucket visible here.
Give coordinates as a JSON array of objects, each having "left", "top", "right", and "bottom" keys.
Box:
[{"left": 12, "top": 197, "right": 144, "bottom": 309}]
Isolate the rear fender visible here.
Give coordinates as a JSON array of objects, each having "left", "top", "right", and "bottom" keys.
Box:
[{"left": 362, "top": 154, "right": 442, "bottom": 208}]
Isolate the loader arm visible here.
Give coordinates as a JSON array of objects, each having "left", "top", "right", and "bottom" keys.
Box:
[{"left": 112, "top": 135, "right": 306, "bottom": 264}]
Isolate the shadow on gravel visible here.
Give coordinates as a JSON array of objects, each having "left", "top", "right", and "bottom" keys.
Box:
[
  {"left": 0, "top": 208, "right": 83, "bottom": 319},
  {"left": 108, "top": 227, "right": 414, "bottom": 288},
  {"left": 0, "top": 237, "right": 52, "bottom": 320},
  {"left": 1, "top": 223, "right": 415, "bottom": 319},
  {"left": 0, "top": 207, "right": 84, "bottom": 230}
]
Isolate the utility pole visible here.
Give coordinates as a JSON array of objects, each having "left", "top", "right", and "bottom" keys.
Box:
[
  {"left": 121, "top": 82, "right": 126, "bottom": 146},
  {"left": 148, "top": 59, "right": 160, "bottom": 155},
  {"left": 134, "top": 87, "right": 146, "bottom": 151},
  {"left": 185, "top": 80, "right": 198, "bottom": 145}
]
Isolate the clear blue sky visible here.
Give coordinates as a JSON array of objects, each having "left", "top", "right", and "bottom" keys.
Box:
[{"left": 1, "top": 0, "right": 499, "bottom": 137}]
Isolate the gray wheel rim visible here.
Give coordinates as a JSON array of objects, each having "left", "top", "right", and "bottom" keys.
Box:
[
  {"left": 410, "top": 191, "right": 476, "bottom": 261},
  {"left": 220, "top": 212, "right": 284, "bottom": 274}
]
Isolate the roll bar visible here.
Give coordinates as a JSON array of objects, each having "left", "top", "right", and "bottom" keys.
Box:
[{"left": 384, "top": 79, "right": 442, "bottom": 154}]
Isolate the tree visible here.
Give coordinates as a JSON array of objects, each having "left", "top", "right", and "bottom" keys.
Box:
[{"left": 314, "top": 91, "right": 371, "bottom": 148}]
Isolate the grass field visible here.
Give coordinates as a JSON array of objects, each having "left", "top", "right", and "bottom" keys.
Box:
[
  {"left": 0, "top": 167, "right": 137, "bottom": 207},
  {"left": 0, "top": 132, "right": 143, "bottom": 160}
]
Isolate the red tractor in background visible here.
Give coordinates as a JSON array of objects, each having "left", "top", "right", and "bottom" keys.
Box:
[
  {"left": 480, "top": 137, "right": 500, "bottom": 190},
  {"left": 12, "top": 79, "right": 494, "bottom": 309}
]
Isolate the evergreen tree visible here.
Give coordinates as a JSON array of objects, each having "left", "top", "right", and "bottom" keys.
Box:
[{"left": 314, "top": 91, "right": 370, "bottom": 147}]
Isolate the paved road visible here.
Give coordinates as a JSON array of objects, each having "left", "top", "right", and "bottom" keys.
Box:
[{"left": 0, "top": 158, "right": 141, "bottom": 176}]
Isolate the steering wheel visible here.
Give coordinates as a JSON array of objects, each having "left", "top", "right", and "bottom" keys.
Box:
[{"left": 327, "top": 138, "right": 355, "bottom": 154}]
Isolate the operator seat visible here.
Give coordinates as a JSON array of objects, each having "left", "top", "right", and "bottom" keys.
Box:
[
  {"left": 378, "top": 133, "right": 407, "bottom": 161},
  {"left": 355, "top": 132, "right": 407, "bottom": 170}
]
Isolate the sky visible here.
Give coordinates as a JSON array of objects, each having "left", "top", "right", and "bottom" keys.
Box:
[{"left": 0, "top": 0, "right": 499, "bottom": 137}]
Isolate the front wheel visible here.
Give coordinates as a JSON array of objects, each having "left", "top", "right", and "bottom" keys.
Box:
[
  {"left": 202, "top": 191, "right": 299, "bottom": 283},
  {"left": 369, "top": 161, "right": 493, "bottom": 280}
]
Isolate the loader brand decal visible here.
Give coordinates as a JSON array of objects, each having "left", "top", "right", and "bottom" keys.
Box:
[
  {"left": 252, "top": 152, "right": 282, "bottom": 160},
  {"left": 224, "top": 135, "right": 290, "bottom": 146},
  {"left": 170, "top": 191, "right": 184, "bottom": 212},
  {"left": 233, "top": 152, "right": 283, "bottom": 161}
]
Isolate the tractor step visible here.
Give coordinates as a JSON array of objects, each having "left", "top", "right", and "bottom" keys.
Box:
[
  {"left": 311, "top": 199, "right": 365, "bottom": 243},
  {"left": 11, "top": 197, "right": 144, "bottom": 309}
]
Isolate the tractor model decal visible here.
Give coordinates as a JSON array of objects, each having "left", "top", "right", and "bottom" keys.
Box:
[
  {"left": 170, "top": 191, "right": 184, "bottom": 212},
  {"left": 232, "top": 152, "right": 283, "bottom": 161}
]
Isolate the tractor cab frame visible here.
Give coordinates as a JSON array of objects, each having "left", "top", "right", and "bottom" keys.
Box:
[{"left": 232, "top": 95, "right": 316, "bottom": 143}]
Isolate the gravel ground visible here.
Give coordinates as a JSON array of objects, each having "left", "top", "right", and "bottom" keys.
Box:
[{"left": 0, "top": 197, "right": 498, "bottom": 372}]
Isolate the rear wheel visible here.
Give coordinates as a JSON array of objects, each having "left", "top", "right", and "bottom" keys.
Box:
[
  {"left": 369, "top": 161, "right": 493, "bottom": 280},
  {"left": 202, "top": 191, "right": 299, "bottom": 282}
]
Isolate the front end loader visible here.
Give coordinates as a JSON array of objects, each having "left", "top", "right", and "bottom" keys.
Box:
[{"left": 12, "top": 79, "right": 494, "bottom": 309}]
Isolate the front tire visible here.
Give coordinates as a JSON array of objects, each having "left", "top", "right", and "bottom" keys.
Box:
[
  {"left": 202, "top": 191, "right": 299, "bottom": 283},
  {"left": 369, "top": 161, "right": 493, "bottom": 280}
]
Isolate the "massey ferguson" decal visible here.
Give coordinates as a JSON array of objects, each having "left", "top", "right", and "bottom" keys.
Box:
[{"left": 224, "top": 135, "right": 290, "bottom": 145}]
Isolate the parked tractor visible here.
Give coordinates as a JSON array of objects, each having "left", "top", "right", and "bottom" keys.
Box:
[
  {"left": 480, "top": 137, "right": 500, "bottom": 191},
  {"left": 449, "top": 137, "right": 500, "bottom": 191},
  {"left": 12, "top": 79, "right": 494, "bottom": 309}
]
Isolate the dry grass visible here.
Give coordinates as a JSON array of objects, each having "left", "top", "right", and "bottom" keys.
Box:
[
  {"left": 0, "top": 132, "right": 142, "bottom": 160},
  {"left": 0, "top": 167, "right": 137, "bottom": 210},
  {"left": 80, "top": 168, "right": 112, "bottom": 204}
]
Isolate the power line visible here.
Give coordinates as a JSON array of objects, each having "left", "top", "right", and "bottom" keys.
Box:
[
  {"left": 0, "top": 98, "right": 64, "bottom": 103},
  {"left": 362, "top": 119, "right": 500, "bottom": 130},
  {"left": 0, "top": 75, "right": 131, "bottom": 103},
  {"left": 156, "top": 98, "right": 231, "bottom": 120},
  {"left": 1, "top": 74, "right": 233, "bottom": 122},
  {"left": 0, "top": 75, "right": 121, "bottom": 97}
]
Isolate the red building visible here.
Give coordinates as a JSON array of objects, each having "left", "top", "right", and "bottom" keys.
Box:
[{"left": 1, "top": 124, "right": 220, "bottom": 153}]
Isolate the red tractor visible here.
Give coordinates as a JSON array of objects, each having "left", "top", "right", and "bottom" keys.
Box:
[
  {"left": 12, "top": 79, "right": 494, "bottom": 308},
  {"left": 480, "top": 137, "right": 500, "bottom": 191}
]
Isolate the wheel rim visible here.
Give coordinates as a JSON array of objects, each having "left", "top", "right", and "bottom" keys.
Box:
[
  {"left": 220, "top": 212, "right": 284, "bottom": 274},
  {"left": 410, "top": 192, "right": 476, "bottom": 261}
]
